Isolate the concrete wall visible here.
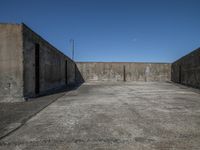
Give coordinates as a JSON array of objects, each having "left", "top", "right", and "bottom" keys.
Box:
[
  {"left": 0, "top": 24, "right": 24, "bottom": 102},
  {"left": 171, "top": 48, "right": 200, "bottom": 88},
  {"left": 22, "top": 24, "right": 80, "bottom": 98},
  {"left": 76, "top": 62, "right": 171, "bottom": 82},
  {"left": 0, "top": 23, "right": 174, "bottom": 102},
  {"left": 0, "top": 23, "right": 83, "bottom": 102}
]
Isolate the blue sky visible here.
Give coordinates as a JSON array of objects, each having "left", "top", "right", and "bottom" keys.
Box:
[{"left": 1, "top": 0, "right": 200, "bottom": 62}]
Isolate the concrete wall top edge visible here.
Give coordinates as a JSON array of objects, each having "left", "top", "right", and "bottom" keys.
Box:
[
  {"left": 76, "top": 62, "right": 171, "bottom": 64},
  {"left": 0, "top": 23, "right": 21, "bottom": 25},
  {"left": 21, "top": 23, "right": 74, "bottom": 63},
  {"left": 173, "top": 47, "right": 200, "bottom": 64}
]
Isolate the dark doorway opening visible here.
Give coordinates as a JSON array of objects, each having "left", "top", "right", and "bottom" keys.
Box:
[
  {"left": 35, "top": 43, "right": 40, "bottom": 94},
  {"left": 74, "top": 64, "right": 76, "bottom": 83},
  {"left": 123, "top": 65, "right": 126, "bottom": 82},
  {"left": 65, "top": 61, "right": 68, "bottom": 85},
  {"left": 179, "top": 65, "right": 182, "bottom": 83}
]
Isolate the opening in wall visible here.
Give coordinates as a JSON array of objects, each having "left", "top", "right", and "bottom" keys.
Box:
[
  {"left": 179, "top": 65, "right": 182, "bottom": 83},
  {"left": 35, "top": 43, "right": 40, "bottom": 94},
  {"left": 65, "top": 61, "right": 68, "bottom": 85},
  {"left": 123, "top": 65, "right": 126, "bottom": 82}
]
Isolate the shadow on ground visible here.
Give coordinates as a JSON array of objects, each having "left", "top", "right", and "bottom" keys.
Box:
[
  {"left": 0, "top": 84, "right": 82, "bottom": 140},
  {"left": 0, "top": 82, "right": 200, "bottom": 150}
]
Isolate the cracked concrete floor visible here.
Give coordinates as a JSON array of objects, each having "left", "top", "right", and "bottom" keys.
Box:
[{"left": 0, "top": 82, "right": 200, "bottom": 150}]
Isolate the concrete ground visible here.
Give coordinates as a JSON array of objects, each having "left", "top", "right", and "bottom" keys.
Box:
[
  {"left": 0, "top": 82, "right": 200, "bottom": 150},
  {"left": 0, "top": 92, "right": 66, "bottom": 140},
  {"left": 0, "top": 86, "right": 78, "bottom": 140}
]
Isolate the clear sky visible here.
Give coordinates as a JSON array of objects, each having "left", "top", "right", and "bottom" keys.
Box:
[{"left": 1, "top": 0, "right": 200, "bottom": 62}]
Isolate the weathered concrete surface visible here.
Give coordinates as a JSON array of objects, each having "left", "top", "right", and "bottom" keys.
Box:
[
  {"left": 22, "top": 24, "right": 82, "bottom": 98},
  {"left": 0, "top": 82, "right": 199, "bottom": 149},
  {"left": 77, "top": 62, "right": 171, "bottom": 82},
  {"left": 0, "top": 23, "right": 83, "bottom": 102},
  {"left": 0, "top": 92, "right": 65, "bottom": 139},
  {"left": 0, "top": 85, "right": 80, "bottom": 140},
  {"left": 0, "top": 24, "right": 23, "bottom": 102},
  {"left": 171, "top": 47, "right": 200, "bottom": 89}
]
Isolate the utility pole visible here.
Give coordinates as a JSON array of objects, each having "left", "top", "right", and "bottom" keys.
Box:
[{"left": 70, "top": 39, "right": 75, "bottom": 60}]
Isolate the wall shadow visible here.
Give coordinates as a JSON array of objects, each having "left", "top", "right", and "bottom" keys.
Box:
[{"left": 26, "top": 64, "right": 85, "bottom": 101}]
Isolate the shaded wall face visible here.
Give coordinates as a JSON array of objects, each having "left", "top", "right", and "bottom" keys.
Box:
[
  {"left": 66, "top": 60, "right": 75, "bottom": 85},
  {"left": 23, "top": 26, "right": 76, "bottom": 97},
  {"left": 171, "top": 48, "right": 200, "bottom": 88},
  {"left": 76, "top": 63, "right": 171, "bottom": 82},
  {"left": 0, "top": 24, "right": 23, "bottom": 102}
]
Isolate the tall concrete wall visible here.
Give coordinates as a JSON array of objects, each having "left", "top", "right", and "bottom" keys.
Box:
[
  {"left": 76, "top": 62, "right": 171, "bottom": 82},
  {"left": 171, "top": 48, "right": 200, "bottom": 88},
  {"left": 0, "top": 23, "right": 83, "bottom": 102},
  {"left": 22, "top": 24, "right": 81, "bottom": 98},
  {"left": 0, "top": 24, "right": 24, "bottom": 102}
]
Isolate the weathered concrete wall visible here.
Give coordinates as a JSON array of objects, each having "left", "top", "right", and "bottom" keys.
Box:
[
  {"left": 76, "top": 62, "right": 171, "bottom": 82},
  {"left": 171, "top": 48, "right": 200, "bottom": 88},
  {"left": 66, "top": 60, "right": 75, "bottom": 85},
  {"left": 0, "top": 23, "right": 83, "bottom": 102},
  {"left": 22, "top": 24, "right": 81, "bottom": 98},
  {"left": 0, "top": 24, "right": 24, "bottom": 102},
  {"left": 1, "top": 23, "right": 173, "bottom": 102}
]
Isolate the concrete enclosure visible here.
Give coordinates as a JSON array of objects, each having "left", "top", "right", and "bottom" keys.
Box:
[
  {"left": 0, "top": 23, "right": 83, "bottom": 102},
  {"left": 77, "top": 62, "right": 171, "bottom": 82},
  {"left": 1, "top": 23, "right": 200, "bottom": 149},
  {"left": 1, "top": 23, "right": 200, "bottom": 102},
  {"left": 171, "top": 48, "right": 200, "bottom": 88}
]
